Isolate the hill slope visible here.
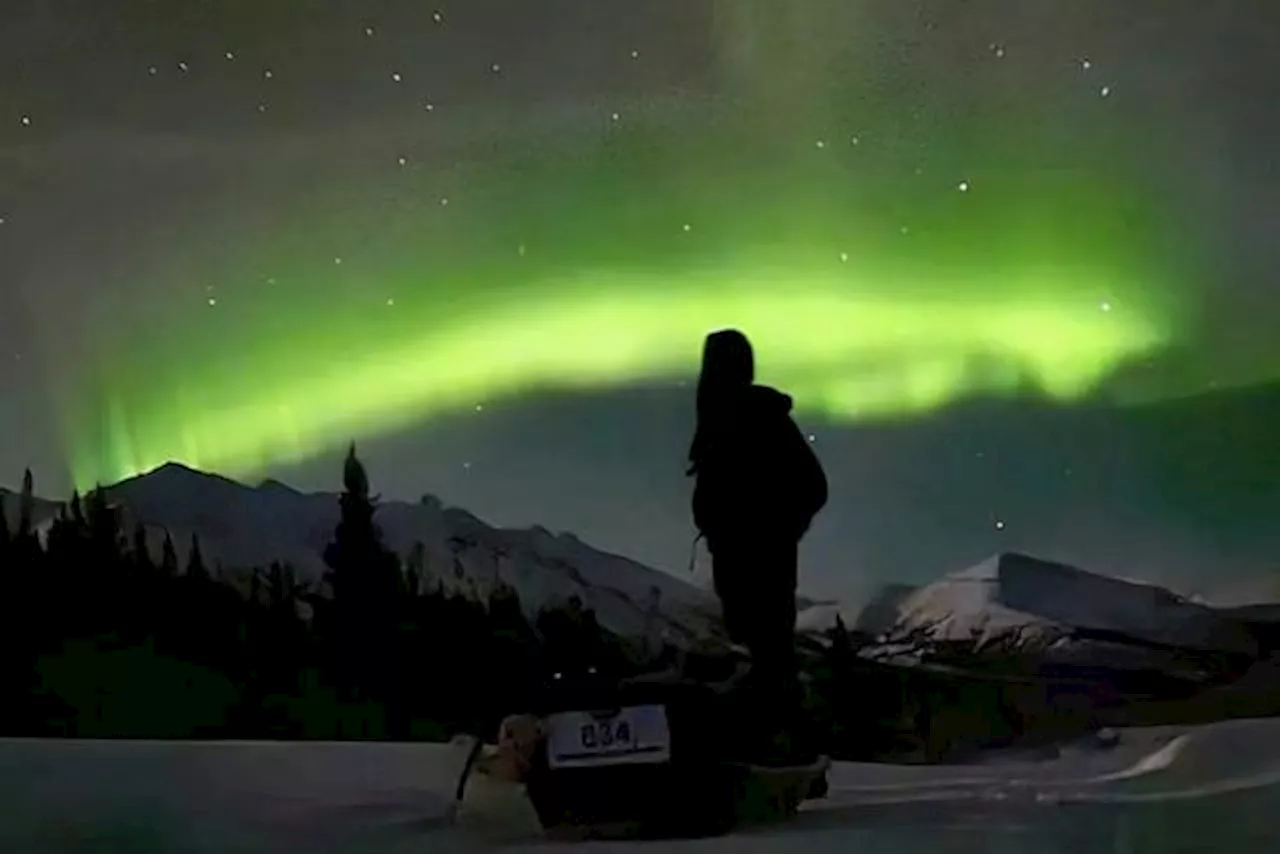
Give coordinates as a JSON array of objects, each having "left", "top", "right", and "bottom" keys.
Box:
[{"left": 8, "top": 463, "right": 724, "bottom": 646}]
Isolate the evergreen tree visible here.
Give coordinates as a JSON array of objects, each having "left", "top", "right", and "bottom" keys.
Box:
[
  {"left": 83, "top": 486, "right": 128, "bottom": 634},
  {"left": 11, "top": 468, "right": 40, "bottom": 569},
  {"left": 16, "top": 469, "right": 33, "bottom": 541},
  {"left": 323, "top": 444, "right": 406, "bottom": 735},
  {"left": 186, "top": 534, "right": 209, "bottom": 582},
  {"left": 69, "top": 490, "right": 85, "bottom": 528},
  {"left": 83, "top": 487, "right": 123, "bottom": 562},
  {"left": 132, "top": 523, "right": 152, "bottom": 573},
  {"left": 404, "top": 540, "right": 427, "bottom": 598},
  {"left": 828, "top": 614, "right": 855, "bottom": 671},
  {"left": 43, "top": 504, "right": 76, "bottom": 565},
  {"left": 486, "top": 582, "right": 540, "bottom": 715},
  {"left": 160, "top": 531, "right": 179, "bottom": 576}
]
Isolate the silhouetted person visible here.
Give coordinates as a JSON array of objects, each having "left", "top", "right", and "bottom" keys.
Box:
[{"left": 687, "top": 329, "right": 827, "bottom": 759}]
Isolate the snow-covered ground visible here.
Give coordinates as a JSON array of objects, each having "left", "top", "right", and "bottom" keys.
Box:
[{"left": 2, "top": 718, "right": 1278, "bottom": 853}]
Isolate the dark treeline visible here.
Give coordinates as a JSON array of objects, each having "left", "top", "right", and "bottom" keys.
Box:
[
  {"left": 0, "top": 446, "right": 630, "bottom": 741},
  {"left": 0, "top": 445, "right": 1204, "bottom": 760}
]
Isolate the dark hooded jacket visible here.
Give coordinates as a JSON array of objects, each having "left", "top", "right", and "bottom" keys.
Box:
[{"left": 688, "top": 332, "right": 827, "bottom": 548}]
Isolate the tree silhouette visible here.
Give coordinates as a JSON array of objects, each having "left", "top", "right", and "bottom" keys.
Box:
[
  {"left": 160, "top": 532, "right": 179, "bottom": 576},
  {"left": 186, "top": 534, "right": 209, "bottom": 582},
  {"left": 84, "top": 487, "right": 121, "bottom": 560},
  {"left": 131, "top": 523, "right": 152, "bottom": 574},
  {"left": 16, "top": 468, "right": 33, "bottom": 540},
  {"left": 11, "top": 469, "right": 41, "bottom": 570},
  {"left": 322, "top": 444, "right": 407, "bottom": 736}
]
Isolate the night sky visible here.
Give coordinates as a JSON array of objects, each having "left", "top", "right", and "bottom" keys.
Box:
[{"left": 2, "top": 1, "right": 1278, "bottom": 602}]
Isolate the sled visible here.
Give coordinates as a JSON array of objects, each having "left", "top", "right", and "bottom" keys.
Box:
[{"left": 462, "top": 665, "right": 830, "bottom": 839}]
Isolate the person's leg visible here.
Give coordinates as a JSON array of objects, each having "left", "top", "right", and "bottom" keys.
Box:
[
  {"left": 710, "top": 543, "right": 753, "bottom": 648},
  {"left": 751, "top": 541, "right": 798, "bottom": 680},
  {"left": 739, "top": 542, "right": 806, "bottom": 762}
]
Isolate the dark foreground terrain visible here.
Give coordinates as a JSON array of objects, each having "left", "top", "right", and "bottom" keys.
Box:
[{"left": 0, "top": 717, "right": 1276, "bottom": 853}]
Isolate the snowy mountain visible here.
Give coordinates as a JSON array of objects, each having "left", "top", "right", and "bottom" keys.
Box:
[
  {"left": 890, "top": 553, "right": 1258, "bottom": 654},
  {"left": 9, "top": 463, "right": 725, "bottom": 646},
  {"left": 859, "top": 552, "right": 1266, "bottom": 685}
]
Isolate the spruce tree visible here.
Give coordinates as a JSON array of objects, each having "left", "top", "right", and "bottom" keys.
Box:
[
  {"left": 160, "top": 531, "right": 179, "bottom": 576},
  {"left": 16, "top": 469, "right": 33, "bottom": 541},
  {"left": 12, "top": 469, "right": 39, "bottom": 569},
  {"left": 83, "top": 487, "right": 122, "bottom": 562},
  {"left": 186, "top": 534, "right": 209, "bottom": 582},
  {"left": 323, "top": 444, "right": 405, "bottom": 734},
  {"left": 132, "top": 523, "right": 152, "bottom": 573},
  {"left": 69, "top": 490, "right": 85, "bottom": 528}
]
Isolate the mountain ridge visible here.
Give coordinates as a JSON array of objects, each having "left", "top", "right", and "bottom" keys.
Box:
[{"left": 2, "top": 461, "right": 725, "bottom": 647}]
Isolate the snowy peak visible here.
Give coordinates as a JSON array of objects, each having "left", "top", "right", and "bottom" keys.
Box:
[
  {"left": 892, "top": 552, "right": 1260, "bottom": 658},
  {"left": 83, "top": 464, "right": 722, "bottom": 645}
]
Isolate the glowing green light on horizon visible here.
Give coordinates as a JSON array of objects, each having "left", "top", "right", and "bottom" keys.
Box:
[{"left": 68, "top": 267, "right": 1171, "bottom": 489}]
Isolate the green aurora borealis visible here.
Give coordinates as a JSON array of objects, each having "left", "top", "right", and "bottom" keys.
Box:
[{"left": 60, "top": 10, "right": 1207, "bottom": 490}]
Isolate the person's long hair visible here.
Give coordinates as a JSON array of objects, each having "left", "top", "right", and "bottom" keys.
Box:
[{"left": 687, "top": 329, "right": 755, "bottom": 475}]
